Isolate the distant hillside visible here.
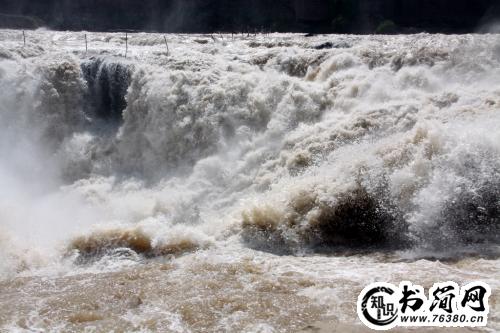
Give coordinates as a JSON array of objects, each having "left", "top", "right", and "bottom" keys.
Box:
[
  {"left": 0, "top": 0, "right": 498, "bottom": 33},
  {"left": 0, "top": 13, "right": 43, "bottom": 29}
]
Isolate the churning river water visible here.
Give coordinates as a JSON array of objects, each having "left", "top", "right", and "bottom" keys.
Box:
[{"left": 0, "top": 30, "right": 499, "bottom": 332}]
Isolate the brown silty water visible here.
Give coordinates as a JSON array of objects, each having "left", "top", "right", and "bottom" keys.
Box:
[{"left": 0, "top": 30, "right": 499, "bottom": 332}]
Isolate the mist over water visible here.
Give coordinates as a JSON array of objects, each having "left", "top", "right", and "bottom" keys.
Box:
[{"left": 0, "top": 30, "right": 499, "bottom": 332}]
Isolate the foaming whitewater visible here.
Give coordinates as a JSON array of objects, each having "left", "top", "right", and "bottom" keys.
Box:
[{"left": 0, "top": 30, "right": 499, "bottom": 332}]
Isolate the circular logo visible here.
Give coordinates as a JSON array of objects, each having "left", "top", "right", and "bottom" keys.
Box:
[{"left": 357, "top": 283, "right": 399, "bottom": 330}]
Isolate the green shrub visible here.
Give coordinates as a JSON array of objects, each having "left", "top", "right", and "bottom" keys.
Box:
[
  {"left": 332, "top": 16, "right": 348, "bottom": 32},
  {"left": 376, "top": 20, "right": 397, "bottom": 34}
]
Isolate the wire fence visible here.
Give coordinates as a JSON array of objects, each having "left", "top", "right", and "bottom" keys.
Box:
[{"left": 15, "top": 29, "right": 271, "bottom": 57}]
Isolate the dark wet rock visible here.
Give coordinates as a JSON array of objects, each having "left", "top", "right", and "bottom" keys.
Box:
[{"left": 313, "top": 41, "right": 350, "bottom": 50}]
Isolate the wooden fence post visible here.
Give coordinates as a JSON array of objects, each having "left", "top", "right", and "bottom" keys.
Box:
[
  {"left": 163, "top": 36, "right": 170, "bottom": 56},
  {"left": 125, "top": 32, "right": 128, "bottom": 57},
  {"left": 23, "top": 30, "right": 26, "bottom": 46},
  {"left": 85, "top": 34, "right": 88, "bottom": 54}
]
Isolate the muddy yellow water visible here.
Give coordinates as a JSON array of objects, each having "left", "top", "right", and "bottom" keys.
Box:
[{"left": 1, "top": 248, "right": 498, "bottom": 332}]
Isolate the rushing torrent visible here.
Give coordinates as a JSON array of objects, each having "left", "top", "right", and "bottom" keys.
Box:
[{"left": 0, "top": 30, "right": 499, "bottom": 332}]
